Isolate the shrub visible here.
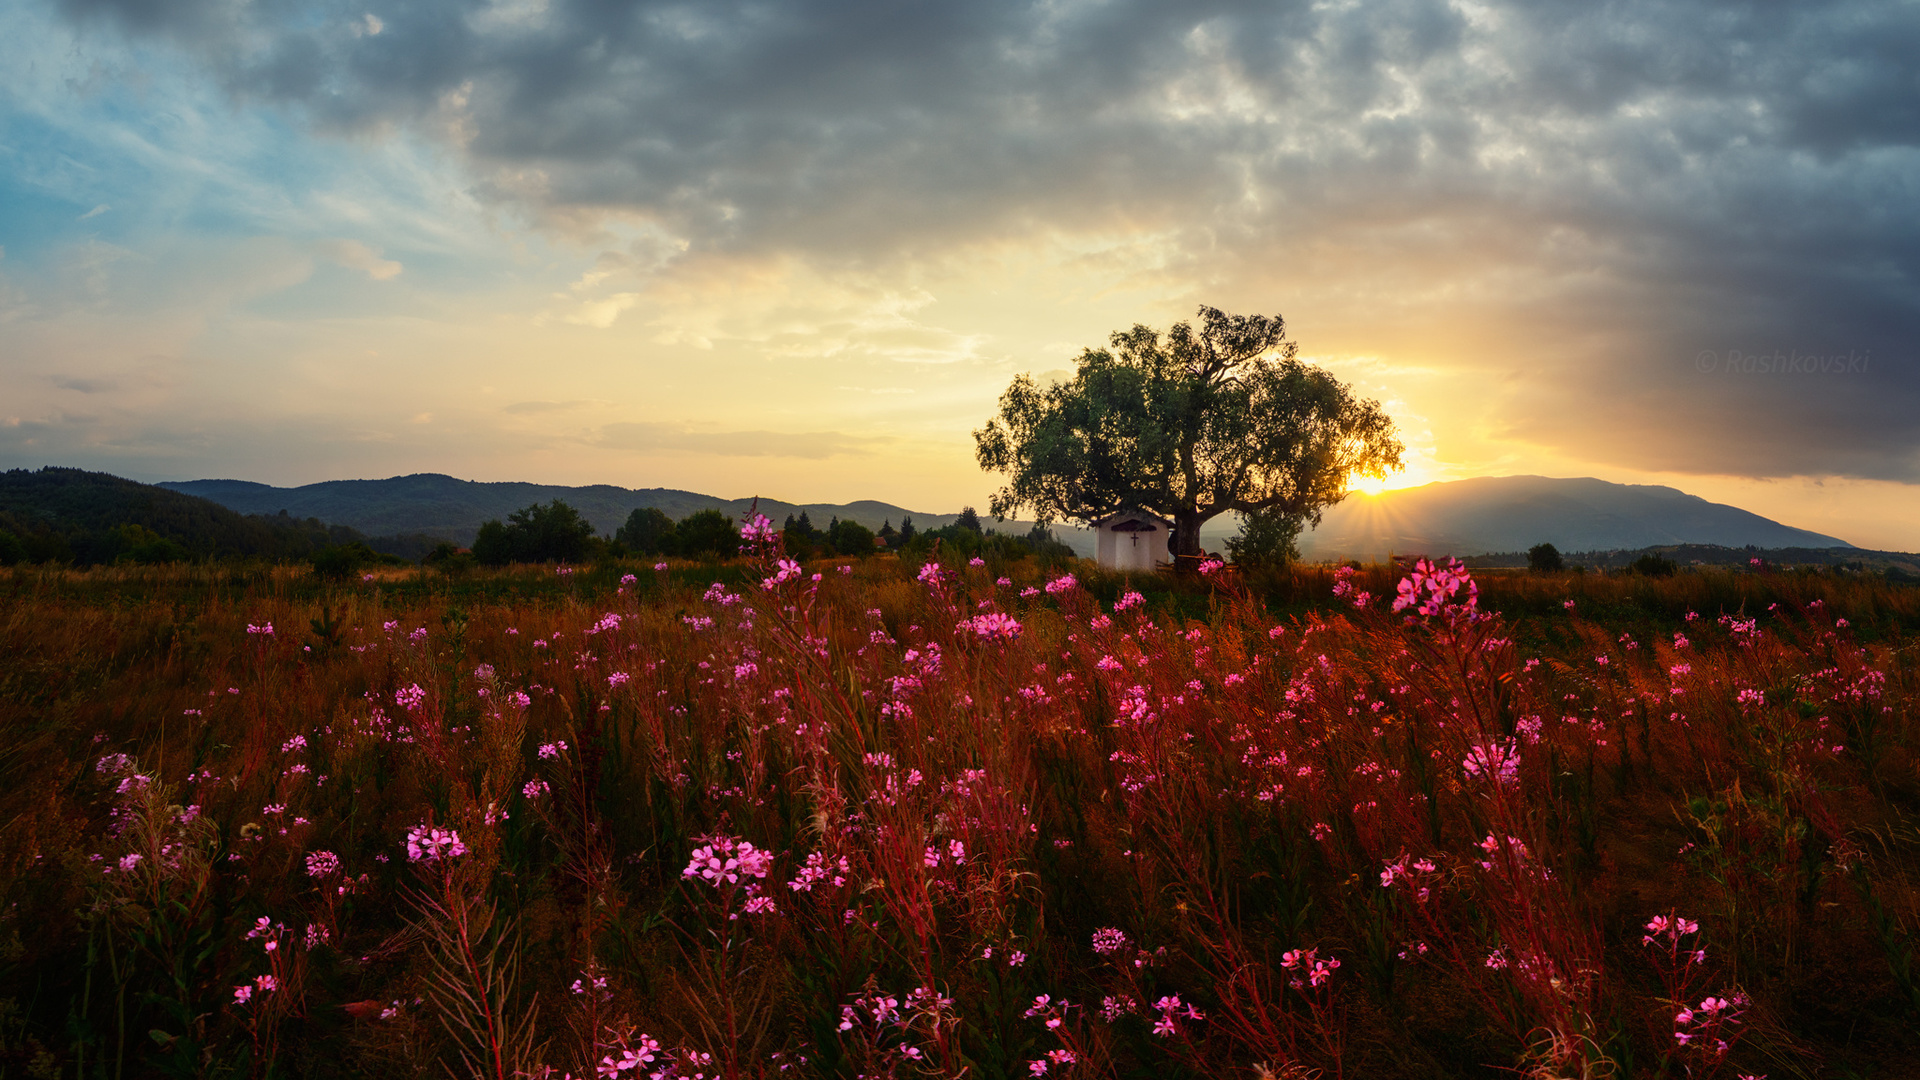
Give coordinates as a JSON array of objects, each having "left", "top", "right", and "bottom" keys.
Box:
[
  {"left": 1228, "top": 509, "right": 1304, "bottom": 568},
  {"left": 1631, "top": 552, "right": 1678, "bottom": 577},
  {"left": 1527, "top": 542, "right": 1564, "bottom": 573},
  {"left": 311, "top": 541, "right": 378, "bottom": 579},
  {"left": 616, "top": 507, "right": 678, "bottom": 556},
  {"left": 674, "top": 509, "right": 737, "bottom": 559},
  {"left": 472, "top": 500, "right": 598, "bottom": 565},
  {"left": 826, "top": 518, "right": 875, "bottom": 556}
]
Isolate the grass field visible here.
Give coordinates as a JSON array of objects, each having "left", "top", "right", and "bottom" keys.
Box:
[{"left": 1, "top": 542, "right": 1917, "bottom": 1079}]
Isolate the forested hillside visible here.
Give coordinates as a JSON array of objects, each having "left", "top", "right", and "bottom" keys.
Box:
[{"left": 0, "top": 468, "right": 440, "bottom": 564}]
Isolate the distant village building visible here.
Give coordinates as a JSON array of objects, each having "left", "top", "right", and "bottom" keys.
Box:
[{"left": 1092, "top": 509, "right": 1171, "bottom": 571}]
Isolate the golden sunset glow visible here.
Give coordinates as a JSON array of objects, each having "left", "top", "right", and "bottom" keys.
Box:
[{"left": 2, "top": 0, "right": 1914, "bottom": 549}]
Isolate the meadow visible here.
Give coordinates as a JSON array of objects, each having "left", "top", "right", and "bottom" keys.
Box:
[{"left": 1, "top": 532, "right": 1917, "bottom": 1080}]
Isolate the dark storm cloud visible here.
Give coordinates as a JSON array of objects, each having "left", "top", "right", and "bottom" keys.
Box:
[{"left": 58, "top": 0, "right": 1920, "bottom": 479}]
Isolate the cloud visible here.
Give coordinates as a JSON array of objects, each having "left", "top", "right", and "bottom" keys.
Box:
[
  {"left": 44, "top": 0, "right": 1920, "bottom": 483},
  {"left": 502, "top": 399, "right": 592, "bottom": 415},
  {"left": 78, "top": 204, "right": 111, "bottom": 220},
  {"left": 592, "top": 421, "right": 886, "bottom": 460},
  {"left": 319, "top": 239, "right": 403, "bottom": 280}
]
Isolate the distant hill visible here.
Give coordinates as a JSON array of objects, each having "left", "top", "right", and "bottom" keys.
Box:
[
  {"left": 1459, "top": 542, "right": 1920, "bottom": 576},
  {"left": 1294, "top": 475, "right": 1852, "bottom": 561},
  {"left": 161, "top": 473, "right": 1098, "bottom": 552},
  {"left": 155, "top": 472, "right": 1865, "bottom": 564},
  {"left": 0, "top": 467, "right": 399, "bottom": 564}
]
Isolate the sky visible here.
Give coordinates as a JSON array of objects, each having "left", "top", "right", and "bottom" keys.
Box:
[{"left": 2, "top": 0, "right": 1916, "bottom": 549}]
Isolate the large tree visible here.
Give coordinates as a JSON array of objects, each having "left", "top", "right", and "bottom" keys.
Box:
[{"left": 974, "top": 306, "right": 1403, "bottom": 560}]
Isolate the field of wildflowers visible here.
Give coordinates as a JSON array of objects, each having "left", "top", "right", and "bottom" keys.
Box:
[{"left": 1, "top": 526, "right": 1917, "bottom": 1079}]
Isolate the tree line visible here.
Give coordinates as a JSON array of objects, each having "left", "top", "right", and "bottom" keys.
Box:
[{"left": 459, "top": 500, "right": 1076, "bottom": 566}]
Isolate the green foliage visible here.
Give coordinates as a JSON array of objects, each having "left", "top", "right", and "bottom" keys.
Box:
[
  {"left": 472, "top": 500, "right": 598, "bottom": 565},
  {"left": 1630, "top": 553, "right": 1678, "bottom": 577},
  {"left": 110, "top": 524, "right": 190, "bottom": 565},
  {"left": 1528, "top": 542, "right": 1565, "bottom": 573},
  {"left": 954, "top": 507, "right": 982, "bottom": 534},
  {"left": 974, "top": 305, "right": 1403, "bottom": 557},
  {"left": 826, "top": 518, "right": 876, "bottom": 556},
  {"left": 1226, "top": 508, "right": 1303, "bottom": 568},
  {"left": 0, "top": 530, "right": 22, "bottom": 566},
  {"left": 674, "top": 508, "right": 737, "bottom": 559},
  {"left": 425, "top": 541, "right": 475, "bottom": 577},
  {"left": 616, "top": 507, "right": 678, "bottom": 555},
  {"left": 311, "top": 542, "right": 379, "bottom": 580}
]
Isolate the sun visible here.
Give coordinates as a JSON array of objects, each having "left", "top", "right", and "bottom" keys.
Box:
[{"left": 1346, "top": 460, "right": 1438, "bottom": 497}]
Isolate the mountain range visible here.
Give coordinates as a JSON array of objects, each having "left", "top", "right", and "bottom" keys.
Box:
[
  {"left": 1294, "top": 475, "right": 1851, "bottom": 560},
  {"left": 158, "top": 471, "right": 1857, "bottom": 560},
  {"left": 158, "top": 474, "right": 985, "bottom": 549}
]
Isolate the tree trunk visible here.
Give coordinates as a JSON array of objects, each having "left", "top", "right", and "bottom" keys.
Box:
[{"left": 1171, "top": 513, "right": 1205, "bottom": 561}]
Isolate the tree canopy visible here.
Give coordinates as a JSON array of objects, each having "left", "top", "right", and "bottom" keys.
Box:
[
  {"left": 973, "top": 305, "right": 1403, "bottom": 559},
  {"left": 472, "top": 500, "right": 597, "bottom": 565}
]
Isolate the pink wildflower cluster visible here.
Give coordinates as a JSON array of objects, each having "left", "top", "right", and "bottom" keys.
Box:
[
  {"left": 960, "top": 612, "right": 1023, "bottom": 641},
  {"left": 232, "top": 973, "right": 278, "bottom": 1005},
  {"left": 1391, "top": 557, "right": 1480, "bottom": 621},
  {"left": 1462, "top": 738, "right": 1521, "bottom": 787},
  {"left": 1673, "top": 992, "right": 1751, "bottom": 1054},
  {"left": 738, "top": 514, "right": 779, "bottom": 553},
  {"left": 1149, "top": 993, "right": 1204, "bottom": 1036},
  {"left": 1379, "top": 854, "right": 1439, "bottom": 901},
  {"left": 1044, "top": 573, "right": 1078, "bottom": 595},
  {"left": 682, "top": 836, "right": 773, "bottom": 885},
  {"left": 594, "top": 1032, "right": 712, "bottom": 1080},
  {"left": 835, "top": 985, "right": 956, "bottom": 1069},
  {"left": 404, "top": 824, "right": 468, "bottom": 863},
  {"left": 761, "top": 558, "right": 803, "bottom": 589},
  {"left": 788, "top": 851, "right": 851, "bottom": 892},
  {"left": 1281, "top": 946, "right": 1341, "bottom": 988},
  {"left": 1331, "top": 564, "right": 1372, "bottom": 608},
  {"left": 394, "top": 683, "right": 427, "bottom": 711}
]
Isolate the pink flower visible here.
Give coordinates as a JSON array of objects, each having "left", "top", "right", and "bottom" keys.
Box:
[
  {"left": 682, "top": 836, "right": 772, "bottom": 885},
  {"left": 305, "top": 850, "right": 341, "bottom": 878},
  {"left": 1461, "top": 739, "right": 1520, "bottom": 787},
  {"left": 404, "top": 824, "right": 468, "bottom": 862},
  {"left": 761, "top": 558, "right": 803, "bottom": 589},
  {"left": 961, "top": 612, "right": 1023, "bottom": 641}
]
